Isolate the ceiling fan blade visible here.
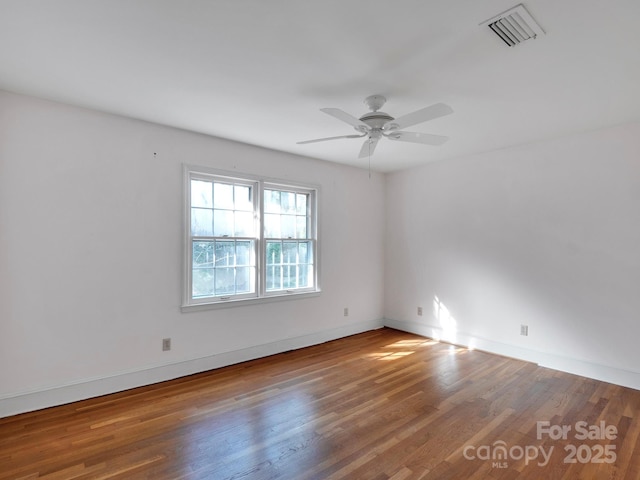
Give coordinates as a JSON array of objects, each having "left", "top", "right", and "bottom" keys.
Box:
[
  {"left": 387, "top": 131, "right": 449, "bottom": 146},
  {"left": 321, "top": 108, "right": 369, "bottom": 129},
  {"left": 297, "top": 133, "right": 366, "bottom": 144},
  {"left": 358, "top": 137, "right": 379, "bottom": 158},
  {"left": 384, "top": 103, "right": 453, "bottom": 130}
]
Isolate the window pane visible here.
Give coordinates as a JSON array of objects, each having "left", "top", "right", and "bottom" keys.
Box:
[
  {"left": 234, "top": 211, "right": 253, "bottom": 237},
  {"left": 281, "top": 191, "right": 296, "bottom": 213},
  {"left": 191, "top": 180, "right": 212, "bottom": 208},
  {"left": 264, "top": 213, "right": 281, "bottom": 238},
  {"left": 236, "top": 241, "right": 252, "bottom": 266},
  {"left": 283, "top": 265, "right": 296, "bottom": 288},
  {"left": 264, "top": 190, "right": 280, "bottom": 213},
  {"left": 266, "top": 241, "right": 281, "bottom": 265},
  {"left": 296, "top": 216, "right": 307, "bottom": 238},
  {"left": 283, "top": 242, "right": 297, "bottom": 264},
  {"left": 236, "top": 267, "right": 252, "bottom": 293},
  {"left": 296, "top": 194, "right": 307, "bottom": 215},
  {"left": 214, "top": 268, "right": 235, "bottom": 295},
  {"left": 193, "top": 241, "right": 214, "bottom": 268},
  {"left": 298, "top": 242, "right": 310, "bottom": 264},
  {"left": 281, "top": 215, "right": 295, "bottom": 238},
  {"left": 267, "top": 265, "right": 282, "bottom": 291},
  {"left": 214, "top": 182, "right": 234, "bottom": 209},
  {"left": 192, "top": 268, "right": 214, "bottom": 297},
  {"left": 215, "top": 241, "right": 235, "bottom": 266},
  {"left": 191, "top": 208, "right": 213, "bottom": 236},
  {"left": 235, "top": 185, "right": 252, "bottom": 211},
  {"left": 213, "top": 210, "right": 233, "bottom": 237},
  {"left": 298, "top": 264, "right": 309, "bottom": 288}
]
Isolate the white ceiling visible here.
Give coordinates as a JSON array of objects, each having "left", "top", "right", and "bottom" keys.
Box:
[{"left": 1, "top": 0, "right": 639, "bottom": 172}]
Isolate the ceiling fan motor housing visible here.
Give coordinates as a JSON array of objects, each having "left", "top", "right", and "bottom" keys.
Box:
[
  {"left": 359, "top": 95, "right": 397, "bottom": 130},
  {"left": 358, "top": 111, "right": 394, "bottom": 130}
]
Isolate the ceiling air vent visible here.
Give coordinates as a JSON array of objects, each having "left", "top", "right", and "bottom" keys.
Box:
[{"left": 480, "top": 4, "right": 544, "bottom": 47}]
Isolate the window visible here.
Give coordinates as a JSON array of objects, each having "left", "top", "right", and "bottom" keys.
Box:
[
  {"left": 264, "top": 188, "right": 314, "bottom": 292},
  {"left": 184, "top": 166, "right": 318, "bottom": 308},
  {"left": 190, "top": 177, "right": 257, "bottom": 300}
]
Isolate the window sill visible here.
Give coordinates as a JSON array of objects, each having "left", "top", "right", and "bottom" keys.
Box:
[{"left": 181, "top": 289, "right": 322, "bottom": 313}]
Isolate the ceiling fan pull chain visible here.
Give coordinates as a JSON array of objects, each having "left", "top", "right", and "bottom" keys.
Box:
[{"left": 368, "top": 139, "right": 371, "bottom": 178}]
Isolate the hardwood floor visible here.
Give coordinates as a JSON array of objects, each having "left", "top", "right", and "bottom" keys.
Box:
[{"left": 1, "top": 328, "right": 640, "bottom": 479}]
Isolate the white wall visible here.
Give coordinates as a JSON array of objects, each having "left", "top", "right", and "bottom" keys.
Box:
[
  {"left": 0, "top": 90, "right": 385, "bottom": 416},
  {"left": 385, "top": 122, "right": 640, "bottom": 389},
  {"left": 3, "top": 88, "right": 639, "bottom": 418}
]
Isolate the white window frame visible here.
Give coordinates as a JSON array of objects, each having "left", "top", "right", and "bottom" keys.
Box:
[{"left": 182, "top": 165, "right": 320, "bottom": 311}]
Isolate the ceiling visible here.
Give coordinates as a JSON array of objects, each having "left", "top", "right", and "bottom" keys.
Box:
[{"left": 1, "top": 0, "right": 639, "bottom": 172}]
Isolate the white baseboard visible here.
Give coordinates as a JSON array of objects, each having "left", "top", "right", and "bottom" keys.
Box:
[
  {"left": 0, "top": 319, "right": 384, "bottom": 418},
  {"left": 384, "top": 318, "right": 640, "bottom": 392}
]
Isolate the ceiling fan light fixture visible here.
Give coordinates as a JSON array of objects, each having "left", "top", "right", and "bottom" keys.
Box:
[{"left": 481, "top": 3, "right": 544, "bottom": 47}]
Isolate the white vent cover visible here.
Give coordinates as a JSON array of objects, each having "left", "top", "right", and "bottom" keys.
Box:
[{"left": 480, "top": 4, "right": 545, "bottom": 47}]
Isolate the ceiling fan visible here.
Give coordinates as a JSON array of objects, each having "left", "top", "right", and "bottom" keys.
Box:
[{"left": 297, "top": 95, "right": 453, "bottom": 158}]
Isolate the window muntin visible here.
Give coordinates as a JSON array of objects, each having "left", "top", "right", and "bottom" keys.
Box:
[{"left": 185, "top": 168, "right": 318, "bottom": 307}]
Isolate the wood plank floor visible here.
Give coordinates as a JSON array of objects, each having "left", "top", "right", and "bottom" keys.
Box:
[{"left": 1, "top": 328, "right": 640, "bottom": 479}]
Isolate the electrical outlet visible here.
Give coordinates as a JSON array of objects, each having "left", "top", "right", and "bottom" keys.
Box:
[
  {"left": 162, "top": 338, "right": 171, "bottom": 351},
  {"left": 344, "top": 307, "right": 349, "bottom": 317},
  {"left": 417, "top": 306, "right": 423, "bottom": 316},
  {"left": 520, "top": 325, "right": 529, "bottom": 336}
]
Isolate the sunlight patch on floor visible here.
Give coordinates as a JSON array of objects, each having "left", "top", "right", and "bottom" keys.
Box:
[{"left": 367, "top": 351, "right": 415, "bottom": 361}]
